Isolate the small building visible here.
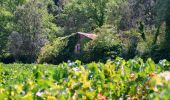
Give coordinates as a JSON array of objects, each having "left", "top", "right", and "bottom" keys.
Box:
[{"left": 74, "top": 32, "right": 97, "bottom": 54}]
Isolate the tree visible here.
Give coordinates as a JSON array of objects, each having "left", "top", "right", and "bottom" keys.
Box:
[
  {"left": 0, "top": 7, "right": 13, "bottom": 59},
  {"left": 56, "top": 0, "right": 121, "bottom": 34},
  {"left": 155, "top": 0, "right": 170, "bottom": 60},
  {"left": 0, "top": 0, "right": 26, "bottom": 61},
  {"left": 9, "top": 1, "right": 58, "bottom": 63},
  {"left": 119, "top": 0, "right": 156, "bottom": 30}
]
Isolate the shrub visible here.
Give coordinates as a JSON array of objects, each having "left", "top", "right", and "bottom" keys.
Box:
[
  {"left": 120, "top": 29, "right": 140, "bottom": 60},
  {"left": 37, "top": 33, "right": 79, "bottom": 64},
  {"left": 82, "top": 31, "right": 122, "bottom": 62},
  {"left": 37, "top": 38, "right": 68, "bottom": 64}
]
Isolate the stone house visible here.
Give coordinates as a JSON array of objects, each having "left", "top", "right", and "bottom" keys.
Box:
[{"left": 74, "top": 32, "right": 97, "bottom": 54}]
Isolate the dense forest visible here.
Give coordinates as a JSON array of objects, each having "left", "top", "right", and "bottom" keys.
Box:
[
  {"left": 1, "top": 0, "right": 170, "bottom": 99},
  {"left": 0, "top": 0, "right": 170, "bottom": 64}
]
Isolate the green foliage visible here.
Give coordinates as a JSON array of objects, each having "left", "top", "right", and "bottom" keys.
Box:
[
  {"left": 37, "top": 38, "right": 68, "bottom": 64},
  {"left": 0, "top": 7, "right": 13, "bottom": 59},
  {"left": 0, "top": 0, "right": 170, "bottom": 67},
  {"left": 119, "top": 0, "right": 156, "bottom": 30},
  {"left": 7, "top": 1, "right": 60, "bottom": 63},
  {"left": 0, "top": 0, "right": 28, "bottom": 61},
  {"left": 149, "top": 71, "right": 170, "bottom": 99},
  {"left": 154, "top": 0, "right": 170, "bottom": 61},
  {"left": 82, "top": 28, "right": 122, "bottom": 62},
  {"left": 38, "top": 33, "right": 79, "bottom": 64},
  {"left": 56, "top": 0, "right": 125, "bottom": 34},
  {"left": 120, "top": 29, "right": 140, "bottom": 59},
  {"left": 0, "top": 58, "right": 170, "bottom": 99}
]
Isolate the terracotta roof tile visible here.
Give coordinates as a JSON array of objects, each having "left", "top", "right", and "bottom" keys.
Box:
[{"left": 77, "top": 32, "right": 97, "bottom": 40}]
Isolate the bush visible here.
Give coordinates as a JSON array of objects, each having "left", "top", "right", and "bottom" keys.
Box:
[
  {"left": 120, "top": 29, "right": 140, "bottom": 60},
  {"left": 81, "top": 30, "right": 122, "bottom": 62},
  {"left": 37, "top": 33, "right": 79, "bottom": 64},
  {"left": 37, "top": 38, "right": 68, "bottom": 64}
]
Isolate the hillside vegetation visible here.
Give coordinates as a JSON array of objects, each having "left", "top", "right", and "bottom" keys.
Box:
[{"left": 0, "top": 0, "right": 170, "bottom": 63}]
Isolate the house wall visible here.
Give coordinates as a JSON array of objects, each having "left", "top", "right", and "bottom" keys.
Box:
[{"left": 74, "top": 34, "right": 92, "bottom": 54}]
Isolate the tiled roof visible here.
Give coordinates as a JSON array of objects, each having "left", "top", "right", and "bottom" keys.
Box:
[{"left": 77, "top": 32, "right": 97, "bottom": 40}]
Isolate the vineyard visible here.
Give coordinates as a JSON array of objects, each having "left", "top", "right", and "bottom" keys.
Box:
[{"left": 0, "top": 58, "right": 170, "bottom": 100}]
